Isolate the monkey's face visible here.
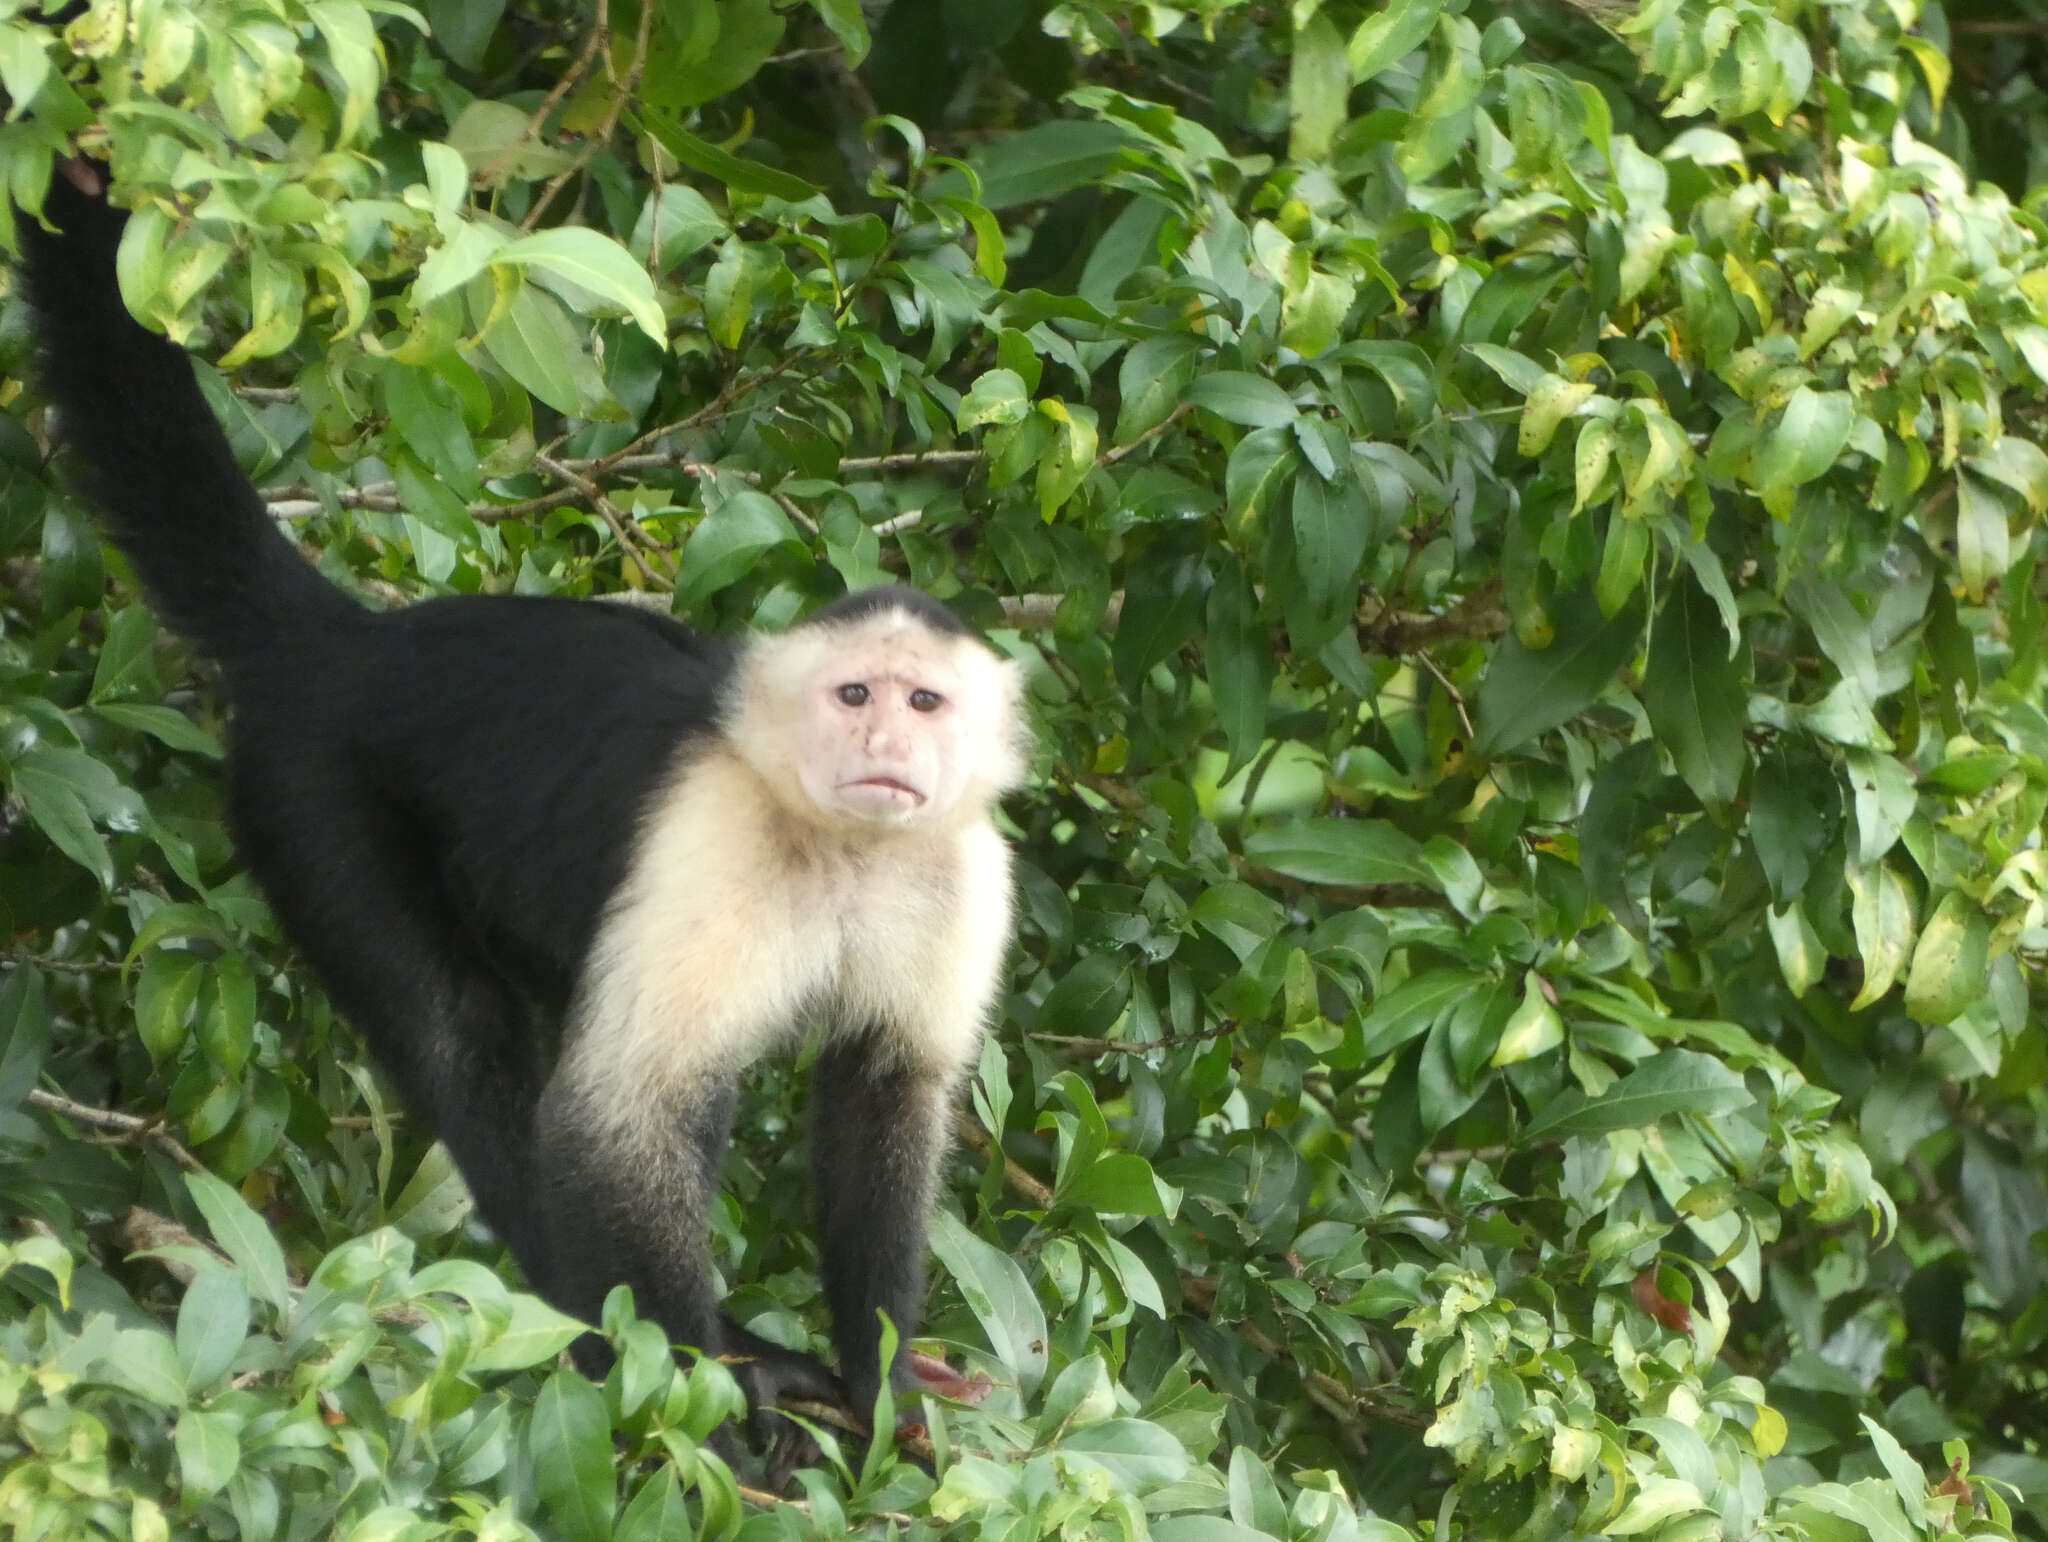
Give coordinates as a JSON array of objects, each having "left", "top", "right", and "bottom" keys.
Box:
[
  {"left": 795, "top": 633, "right": 973, "bottom": 826},
  {"left": 732, "top": 608, "right": 1028, "bottom": 832}
]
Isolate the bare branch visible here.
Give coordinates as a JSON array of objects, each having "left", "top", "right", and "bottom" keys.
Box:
[
  {"left": 519, "top": 0, "right": 656, "bottom": 232},
  {"left": 474, "top": 0, "right": 609, "bottom": 190},
  {"left": 534, "top": 451, "right": 670, "bottom": 589},
  {"left": 954, "top": 1110, "right": 1054, "bottom": 1209},
  {"left": 27, "top": 1089, "right": 206, "bottom": 1173},
  {"left": 1028, "top": 1021, "right": 1236, "bottom": 1058}
]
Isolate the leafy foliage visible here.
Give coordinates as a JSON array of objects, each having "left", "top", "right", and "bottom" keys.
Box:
[{"left": 1, "top": 0, "right": 2046, "bottom": 1537}]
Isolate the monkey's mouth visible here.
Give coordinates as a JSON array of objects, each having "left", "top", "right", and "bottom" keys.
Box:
[{"left": 845, "top": 776, "right": 927, "bottom": 806}]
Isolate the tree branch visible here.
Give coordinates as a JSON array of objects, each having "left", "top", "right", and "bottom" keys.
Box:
[
  {"left": 28, "top": 1089, "right": 205, "bottom": 1172},
  {"left": 954, "top": 1111, "right": 1054, "bottom": 1209},
  {"left": 473, "top": 0, "right": 609, "bottom": 190}
]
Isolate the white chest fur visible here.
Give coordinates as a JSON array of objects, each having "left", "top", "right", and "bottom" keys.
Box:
[{"left": 562, "top": 751, "right": 1013, "bottom": 1132}]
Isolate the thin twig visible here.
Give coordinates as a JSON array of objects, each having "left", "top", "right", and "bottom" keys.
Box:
[
  {"left": 1027, "top": 1022, "right": 1236, "bottom": 1058},
  {"left": 839, "top": 450, "right": 982, "bottom": 473},
  {"left": 597, "top": 350, "right": 818, "bottom": 470},
  {"left": 6, "top": 951, "right": 121, "bottom": 975},
  {"left": 954, "top": 1111, "right": 1054, "bottom": 1208},
  {"left": 732, "top": 1481, "right": 912, "bottom": 1524},
  {"left": 474, "top": 0, "right": 609, "bottom": 190},
  {"left": 26, "top": 1089, "right": 206, "bottom": 1173},
  {"left": 534, "top": 451, "right": 668, "bottom": 588},
  {"left": 1097, "top": 402, "right": 1192, "bottom": 467},
  {"left": 1908, "top": 1153, "right": 1976, "bottom": 1255},
  {"left": 520, "top": 0, "right": 656, "bottom": 232},
  {"left": 1415, "top": 648, "right": 1475, "bottom": 742},
  {"left": 1182, "top": 1274, "right": 1430, "bottom": 1429}
]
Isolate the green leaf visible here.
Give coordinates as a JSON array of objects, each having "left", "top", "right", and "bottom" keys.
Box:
[
  {"left": 173, "top": 1408, "right": 241, "bottom": 1501},
  {"left": 1466, "top": 343, "right": 1546, "bottom": 396},
  {"left": 1767, "top": 903, "right": 1825, "bottom": 998},
  {"left": 529, "top": 1371, "right": 615, "bottom": 1542},
  {"left": 1859, "top": 1417, "right": 1931, "bottom": 1529},
  {"left": 1491, "top": 972, "right": 1563, "bottom": 1066},
  {"left": 1473, "top": 591, "right": 1639, "bottom": 755},
  {"left": 802, "top": 0, "right": 870, "bottom": 64},
  {"left": 387, "top": 1140, "right": 477, "bottom": 1240},
  {"left": 92, "top": 703, "right": 223, "bottom": 758},
  {"left": 1290, "top": 10, "right": 1350, "bottom": 161},
  {"left": 474, "top": 280, "right": 612, "bottom": 418},
  {"left": 1205, "top": 553, "right": 1272, "bottom": 779},
  {"left": 1518, "top": 373, "right": 1597, "bottom": 457},
  {"left": 11, "top": 749, "right": 117, "bottom": 890},
  {"left": 185, "top": 1171, "right": 290, "bottom": 1310},
  {"left": 386, "top": 367, "right": 482, "bottom": 501},
  {"left": 176, "top": 1269, "right": 251, "bottom": 1392},
  {"left": 0, "top": 966, "right": 50, "bottom": 1112},
  {"left": 637, "top": 111, "right": 822, "bottom": 202},
  {"left": 306, "top": 1, "right": 381, "bottom": 144},
  {"left": 1290, "top": 474, "right": 1372, "bottom": 636},
  {"left": 89, "top": 605, "right": 161, "bottom": 702},
  {"left": 1903, "top": 891, "right": 1988, "bottom": 1027},
  {"left": 1356, "top": 970, "right": 1483, "bottom": 1063},
  {"left": 1968, "top": 436, "right": 2048, "bottom": 516},
  {"left": 674, "top": 491, "right": 798, "bottom": 606},
  {"left": 1522, "top": 1049, "right": 1753, "bottom": 1143},
  {"left": 1956, "top": 471, "right": 2010, "bottom": 602},
  {"left": 492, "top": 227, "right": 667, "bottom": 344},
  {"left": 629, "top": 184, "right": 727, "bottom": 274},
  {"left": 616, "top": 1469, "right": 690, "bottom": 1542},
  {"left": 1051, "top": 1419, "right": 1192, "bottom": 1489},
  {"left": 1059, "top": 1152, "right": 1178, "bottom": 1217},
  {"left": 1039, "top": 954, "right": 1131, "bottom": 1038},
  {"left": 1189, "top": 371, "right": 1298, "bottom": 430},
  {"left": 643, "top": 0, "right": 783, "bottom": 109},
  {"left": 1643, "top": 573, "right": 1748, "bottom": 809},
  {"left": 1848, "top": 863, "right": 1916, "bottom": 1011},
  {"left": 957, "top": 119, "right": 1133, "bottom": 208},
  {"left": 103, "top": 1327, "right": 187, "bottom": 1407},
  {"left": 198, "top": 953, "right": 257, "bottom": 1080},
  {"left": 1037, "top": 404, "right": 1099, "bottom": 520},
  {"left": 958, "top": 368, "right": 1031, "bottom": 430},
  {"left": 1116, "top": 335, "right": 1199, "bottom": 446},
  {"left": 1242, "top": 819, "right": 1429, "bottom": 887},
  {"left": 471, "top": 1293, "right": 591, "bottom": 1372},
  {"left": 1113, "top": 550, "right": 1206, "bottom": 697},
  {"left": 424, "top": 0, "right": 504, "bottom": 69},
  {"left": 1754, "top": 387, "right": 1854, "bottom": 497},
  {"left": 1349, "top": 0, "right": 1443, "bottom": 82},
  {"left": 929, "top": 1210, "right": 1048, "bottom": 1398}
]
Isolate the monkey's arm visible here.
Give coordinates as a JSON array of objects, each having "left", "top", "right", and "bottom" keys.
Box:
[{"left": 811, "top": 1043, "right": 960, "bottom": 1421}]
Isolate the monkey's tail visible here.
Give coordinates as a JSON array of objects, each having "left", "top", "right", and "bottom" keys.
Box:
[{"left": 18, "top": 175, "right": 361, "bottom": 669}]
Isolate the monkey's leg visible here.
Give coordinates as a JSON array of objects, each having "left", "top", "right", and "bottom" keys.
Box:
[
  {"left": 535, "top": 1073, "right": 738, "bottom": 1366},
  {"left": 811, "top": 1038, "right": 958, "bottom": 1422},
  {"left": 229, "top": 769, "right": 556, "bottom": 1287}
]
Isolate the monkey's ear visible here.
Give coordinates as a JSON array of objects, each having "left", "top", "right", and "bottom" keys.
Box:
[{"left": 968, "top": 651, "right": 1033, "bottom": 799}]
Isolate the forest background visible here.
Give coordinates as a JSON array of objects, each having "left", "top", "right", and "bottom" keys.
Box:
[{"left": 1, "top": 0, "right": 2047, "bottom": 1538}]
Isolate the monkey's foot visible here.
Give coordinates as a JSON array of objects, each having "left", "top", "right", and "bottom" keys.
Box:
[{"left": 716, "top": 1320, "right": 842, "bottom": 1488}]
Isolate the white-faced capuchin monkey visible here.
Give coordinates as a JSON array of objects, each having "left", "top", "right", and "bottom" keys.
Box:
[{"left": 20, "top": 165, "right": 1028, "bottom": 1473}]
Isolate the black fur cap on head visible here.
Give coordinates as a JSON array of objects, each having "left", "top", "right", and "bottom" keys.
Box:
[{"left": 800, "top": 585, "right": 972, "bottom": 638}]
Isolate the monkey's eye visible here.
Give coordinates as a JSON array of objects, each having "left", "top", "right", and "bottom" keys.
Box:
[
  {"left": 909, "top": 689, "right": 943, "bottom": 713},
  {"left": 836, "top": 683, "right": 871, "bottom": 707}
]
